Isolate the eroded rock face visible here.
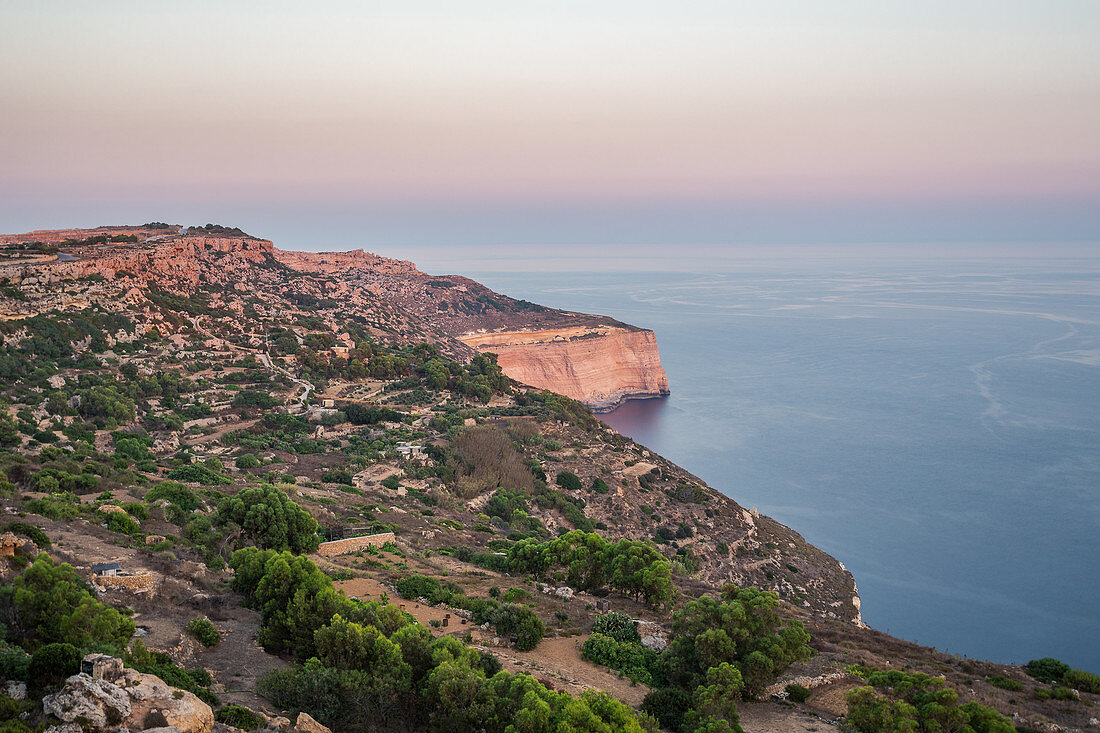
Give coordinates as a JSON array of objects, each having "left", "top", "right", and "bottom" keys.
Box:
[
  {"left": 459, "top": 326, "right": 670, "bottom": 411},
  {"left": 43, "top": 666, "right": 213, "bottom": 733},
  {"left": 42, "top": 674, "right": 132, "bottom": 729}
]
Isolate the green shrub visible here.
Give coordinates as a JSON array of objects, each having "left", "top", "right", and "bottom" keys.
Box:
[
  {"left": 215, "top": 705, "right": 264, "bottom": 730},
  {"left": 9, "top": 554, "right": 134, "bottom": 650},
  {"left": 167, "top": 463, "right": 231, "bottom": 485},
  {"left": 0, "top": 642, "right": 30, "bottom": 682},
  {"left": 555, "top": 471, "right": 582, "bottom": 492},
  {"left": 321, "top": 469, "right": 353, "bottom": 485},
  {"left": 102, "top": 511, "right": 142, "bottom": 536},
  {"left": 186, "top": 617, "right": 221, "bottom": 647},
  {"left": 488, "top": 604, "right": 544, "bottom": 651},
  {"left": 1025, "top": 657, "right": 1071, "bottom": 683},
  {"left": 591, "top": 612, "right": 640, "bottom": 644},
  {"left": 641, "top": 687, "right": 693, "bottom": 731},
  {"left": 122, "top": 502, "right": 149, "bottom": 521},
  {"left": 1064, "top": 668, "right": 1100, "bottom": 694},
  {"left": 2, "top": 523, "right": 49, "bottom": 548},
  {"left": 591, "top": 477, "right": 609, "bottom": 494},
  {"left": 235, "top": 453, "right": 261, "bottom": 470},
  {"left": 145, "top": 481, "right": 198, "bottom": 511},
  {"left": 582, "top": 633, "right": 657, "bottom": 685},
  {"left": 485, "top": 489, "right": 527, "bottom": 523},
  {"left": 1034, "top": 686, "right": 1077, "bottom": 701},
  {"left": 501, "top": 587, "right": 528, "bottom": 604},
  {"left": 786, "top": 683, "right": 811, "bottom": 703},
  {"left": 215, "top": 484, "right": 319, "bottom": 553},
  {"left": 28, "top": 642, "right": 81, "bottom": 687},
  {"left": 24, "top": 493, "right": 82, "bottom": 521},
  {"left": 986, "top": 675, "right": 1022, "bottom": 691}
]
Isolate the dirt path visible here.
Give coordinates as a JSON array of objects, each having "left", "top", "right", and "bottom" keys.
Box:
[
  {"left": 194, "top": 615, "right": 288, "bottom": 714},
  {"left": 184, "top": 417, "right": 259, "bottom": 446},
  {"left": 738, "top": 702, "right": 840, "bottom": 732}
]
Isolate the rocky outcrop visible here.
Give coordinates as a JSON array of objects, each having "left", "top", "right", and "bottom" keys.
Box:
[
  {"left": 19, "top": 235, "right": 274, "bottom": 288},
  {"left": 459, "top": 325, "right": 670, "bottom": 411},
  {"left": 43, "top": 666, "right": 213, "bottom": 733},
  {"left": 293, "top": 712, "right": 332, "bottom": 733},
  {"left": 274, "top": 248, "right": 418, "bottom": 277}
]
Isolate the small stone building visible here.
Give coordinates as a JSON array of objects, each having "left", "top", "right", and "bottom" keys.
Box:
[
  {"left": 92, "top": 562, "right": 120, "bottom": 577},
  {"left": 81, "top": 653, "right": 124, "bottom": 681}
]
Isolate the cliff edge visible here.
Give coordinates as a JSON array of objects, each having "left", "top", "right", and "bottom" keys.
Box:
[{"left": 459, "top": 326, "right": 670, "bottom": 411}]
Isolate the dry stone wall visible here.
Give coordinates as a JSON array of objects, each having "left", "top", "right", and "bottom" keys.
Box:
[{"left": 316, "top": 532, "right": 396, "bottom": 557}]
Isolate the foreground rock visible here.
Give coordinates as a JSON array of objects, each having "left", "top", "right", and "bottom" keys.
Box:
[{"left": 43, "top": 658, "right": 213, "bottom": 733}]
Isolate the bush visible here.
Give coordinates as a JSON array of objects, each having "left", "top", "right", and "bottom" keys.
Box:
[
  {"left": 322, "top": 469, "right": 354, "bottom": 485},
  {"left": 1025, "top": 657, "right": 1071, "bottom": 683},
  {"left": 28, "top": 642, "right": 81, "bottom": 687},
  {"left": 986, "top": 675, "right": 1023, "bottom": 691},
  {"left": 167, "top": 463, "right": 231, "bottom": 485},
  {"left": 582, "top": 633, "right": 658, "bottom": 685},
  {"left": 187, "top": 617, "right": 221, "bottom": 647},
  {"left": 0, "top": 642, "right": 30, "bottom": 682},
  {"left": 555, "top": 471, "right": 582, "bottom": 492},
  {"left": 786, "top": 683, "right": 811, "bottom": 703},
  {"left": 122, "top": 502, "right": 149, "bottom": 521},
  {"left": 2, "top": 523, "right": 49, "bottom": 548},
  {"left": 592, "top": 612, "right": 640, "bottom": 644},
  {"left": 215, "top": 705, "right": 264, "bottom": 730},
  {"left": 641, "top": 687, "right": 693, "bottom": 732},
  {"left": 485, "top": 489, "right": 527, "bottom": 523},
  {"left": 1063, "top": 669, "right": 1100, "bottom": 694},
  {"left": 145, "top": 481, "right": 198, "bottom": 511},
  {"left": 1034, "top": 686, "right": 1077, "bottom": 701},
  {"left": 235, "top": 453, "right": 261, "bottom": 469},
  {"left": 103, "top": 511, "right": 142, "bottom": 536},
  {"left": 488, "top": 604, "right": 544, "bottom": 651},
  {"left": 8, "top": 554, "right": 134, "bottom": 650},
  {"left": 395, "top": 574, "right": 447, "bottom": 604},
  {"left": 591, "top": 477, "right": 609, "bottom": 494},
  {"left": 501, "top": 587, "right": 528, "bottom": 604}
]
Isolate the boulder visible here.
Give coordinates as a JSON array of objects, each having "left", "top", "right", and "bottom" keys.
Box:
[
  {"left": 640, "top": 634, "right": 667, "bottom": 652},
  {"left": 43, "top": 674, "right": 132, "bottom": 729},
  {"left": 294, "top": 712, "right": 331, "bottom": 733},
  {"left": 43, "top": 663, "right": 213, "bottom": 733},
  {"left": 2, "top": 680, "right": 26, "bottom": 700}
]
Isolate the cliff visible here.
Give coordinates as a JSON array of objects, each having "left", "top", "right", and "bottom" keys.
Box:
[
  {"left": 459, "top": 326, "right": 670, "bottom": 411},
  {"left": 2, "top": 225, "right": 672, "bottom": 410}
]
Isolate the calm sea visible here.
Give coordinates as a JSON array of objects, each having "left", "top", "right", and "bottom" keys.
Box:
[{"left": 451, "top": 253, "right": 1100, "bottom": 672}]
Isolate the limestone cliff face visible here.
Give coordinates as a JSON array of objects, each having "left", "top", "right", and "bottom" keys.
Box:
[
  {"left": 27, "top": 235, "right": 275, "bottom": 287},
  {"left": 459, "top": 326, "right": 670, "bottom": 411}
]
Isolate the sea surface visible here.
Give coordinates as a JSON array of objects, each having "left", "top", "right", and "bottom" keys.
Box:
[{"left": 453, "top": 252, "right": 1100, "bottom": 673}]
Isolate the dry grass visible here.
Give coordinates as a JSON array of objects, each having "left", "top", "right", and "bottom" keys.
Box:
[{"left": 451, "top": 425, "right": 534, "bottom": 498}]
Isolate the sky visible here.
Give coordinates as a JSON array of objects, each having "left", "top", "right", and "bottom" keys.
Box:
[{"left": 1, "top": 1, "right": 1098, "bottom": 252}]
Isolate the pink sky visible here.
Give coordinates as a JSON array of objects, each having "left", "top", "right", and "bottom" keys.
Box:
[{"left": 1, "top": 1, "right": 1098, "bottom": 243}]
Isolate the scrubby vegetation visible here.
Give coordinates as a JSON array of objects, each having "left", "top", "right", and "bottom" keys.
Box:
[
  {"left": 842, "top": 666, "right": 1013, "bottom": 733},
  {"left": 233, "top": 549, "right": 649, "bottom": 731}
]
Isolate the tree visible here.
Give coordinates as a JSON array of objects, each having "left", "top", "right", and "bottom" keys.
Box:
[
  {"left": 0, "top": 410, "right": 19, "bottom": 448},
  {"left": 662, "top": 585, "right": 811, "bottom": 697},
  {"left": 1, "top": 554, "right": 134, "bottom": 650},
  {"left": 217, "top": 484, "right": 319, "bottom": 553}
]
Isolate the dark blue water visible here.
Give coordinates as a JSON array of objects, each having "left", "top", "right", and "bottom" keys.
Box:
[{"left": 460, "top": 257, "right": 1100, "bottom": 672}]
